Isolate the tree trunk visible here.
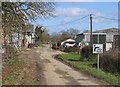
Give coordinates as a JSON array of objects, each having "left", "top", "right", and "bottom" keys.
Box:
[
  {"left": 17, "top": 31, "right": 20, "bottom": 48},
  {"left": 22, "top": 32, "right": 27, "bottom": 47},
  {"left": 3, "top": 29, "right": 8, "bottom": 59}
]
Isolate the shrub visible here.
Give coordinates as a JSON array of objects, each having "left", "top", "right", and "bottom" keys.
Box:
[
  {"left": 3, "top": 45, "right": 17, "bottom": 60},
  {"left": 51, "top": 42, "right": 60, "bottom": 50},
  {"left": 64, "top": 46, "right": 79, "bottom": 53},
  {"left": 100, "top": 49, "right": 120, "bottom": 74},
  {"left": 80, "top": 45, "right": 93, "bottom": 61}
]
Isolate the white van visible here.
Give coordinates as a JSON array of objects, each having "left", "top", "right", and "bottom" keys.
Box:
[
  {"left": 65, "top": 41, "right": 76, "bottom": 47},
  {"left": 64, "top": 39, "right": 76, "bottom": 48}
]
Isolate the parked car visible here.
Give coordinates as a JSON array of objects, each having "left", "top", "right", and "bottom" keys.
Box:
[
  {"left": 65, "top": 41, "right": 76, "bottom": 48},
  {"left": 60, "top": 39, "right": 76, "bottom": 52},
  {"left": 51, "top": 42, "right": 60, "bottom": 50},
  {"left": 63, "top": 39, "right": 76, "bottom": 48},
  {"left": 28, "top": 43, "right": 35, "bottom": 48}
]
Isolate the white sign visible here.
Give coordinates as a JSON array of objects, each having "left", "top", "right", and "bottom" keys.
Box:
[{"left": 93, "top": 44, "right": 103, "bottom": 54}]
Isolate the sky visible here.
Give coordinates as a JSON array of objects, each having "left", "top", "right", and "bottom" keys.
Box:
[{"left": 31, "top": 2, "right": 118, "bottom": 34}]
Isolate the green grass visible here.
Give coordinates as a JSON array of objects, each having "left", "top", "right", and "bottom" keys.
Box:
[
  {"left": 5, "top": 57, "right": 23, "bottom": 67},
  {"left": 39, "top": 44, "right": 45, "bottom": 47},
  {"left": 3, "top": 55, "right": 24, "bottom": 85},
  {"left": 3, "top": 75, "right": 17, "bottom": 85},
  {"left": 0, "top": 80, "right": 2, "bottom": 87},
  {"left": 59, "top": 53, "right": 119, "bottom": 86},
  {"left": 61, "top": 53, "right": 80, "bottom": 61}
]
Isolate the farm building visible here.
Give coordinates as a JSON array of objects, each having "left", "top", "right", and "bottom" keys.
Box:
[
  {"left": 75, "top": 28, "right": 120, "bottom": 51},
  {"left": 75, "top": 33, "right": 84, "bottom": 45},
  {"left": 26, "top": 25, "right": 35, "bottom": 48},
  {"left": 113, "top": 35, "right": 120, "bottom": 50},
  {"left": 93, "top": 28, "right": 120, "bottom": 51}
]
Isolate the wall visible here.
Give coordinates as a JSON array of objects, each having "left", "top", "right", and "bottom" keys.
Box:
[{"left": 106, "top": 42, "right": 113, "bottom": 51}]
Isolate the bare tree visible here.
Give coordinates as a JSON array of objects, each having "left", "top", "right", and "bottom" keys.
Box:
[
  {"left": 50, "top": 32, "right": 61, "bottom": 42},
  {"left": 2, "top": 2, "right": 55, "bottom": 45},
  {"left": 67, "top": 28, "right": 80, "bottom": 39},
  {"left": 41, "top": 29, "right": 50, "bottom": 43},
  {"left": 83, "top": 29, "right": 89, "bottom": 33},
  {"left": 59, "top": 30, "right": 71, "bottom": 42},
  {"left": 2, "top": 2, "right": 55, "bottom": 58},
  {"left": 50, "top": 29, "right": 80, "bottom": 43}
]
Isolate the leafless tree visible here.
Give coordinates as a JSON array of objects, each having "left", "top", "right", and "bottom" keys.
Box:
[{"left": 2, "top": 2, "right": 55, "bottom": 58}]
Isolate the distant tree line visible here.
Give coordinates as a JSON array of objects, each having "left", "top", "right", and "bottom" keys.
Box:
[
  {"left": 50, "top": 28, "right": 80, "bottom": 43},
  {"left": 35, "top": 26, "right": 50, "bottom": 45}
]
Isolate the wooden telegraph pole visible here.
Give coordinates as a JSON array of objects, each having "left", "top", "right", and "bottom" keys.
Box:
[{"left": 90, "top": 14, "right": 93, "bottom": 45}]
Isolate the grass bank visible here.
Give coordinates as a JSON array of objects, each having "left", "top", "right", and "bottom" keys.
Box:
[
  {"left": 39, "top": 44, "right": 45, "bottom": 47},
  {"left": 2, "top": 53, "right": 25, "bottom": 85},
  {"left": 56, "top": 53, "right": 119, "bottom": 86}
]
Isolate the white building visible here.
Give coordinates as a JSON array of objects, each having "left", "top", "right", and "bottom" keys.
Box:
[
  {"left": 93, "top": 28, "right": 119, "bottom": 51},
  {"left": 75, "top": 28, "right": 120, "bottom": 51},
  {"left": 26, "top": 25, "right": 35, "bottom": 47}
]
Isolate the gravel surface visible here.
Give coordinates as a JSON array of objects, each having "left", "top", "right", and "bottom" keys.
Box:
[{"left": 12, "top": 45, "right": 110, "bottom": 86}]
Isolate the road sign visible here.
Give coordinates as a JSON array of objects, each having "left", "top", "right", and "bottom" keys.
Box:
[
  {"left": 93, "top": 44, "right": 103, "bottom": 54},
  {"left": 93, "top": 44, "right": 103, "bottom": 70}
]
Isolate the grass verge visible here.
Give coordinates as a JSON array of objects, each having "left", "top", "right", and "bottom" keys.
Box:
[
  {"left": 39, "top": 44, "right": 45, "bottom": 47},
  {"left": 56, "top": 53, "right": 119, "bottom": 86},
  {"left": 2, "top": 54, "right": 25, "bottom": 85}
]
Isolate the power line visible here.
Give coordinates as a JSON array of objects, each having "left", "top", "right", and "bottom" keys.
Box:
[
  {"left": 43, "top": 14, "right": 118, "bottom": 29},
  {"left": 44, "top": 15, "right": 89, "bottom": 27},
  {"left": 62, "top": 15, "right": 89, "bottom": 25},
  {"left": 92, "top": 14, "right": 120, "bottom": 21}
]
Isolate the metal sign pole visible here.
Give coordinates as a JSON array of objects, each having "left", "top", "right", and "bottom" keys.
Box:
[{"left": 97, "top": 54, "right": 100, "bottom": 70}]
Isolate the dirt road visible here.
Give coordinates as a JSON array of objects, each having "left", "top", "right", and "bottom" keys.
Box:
[{"left": 19, "top": 45, "right": 109, "bottom": 86}]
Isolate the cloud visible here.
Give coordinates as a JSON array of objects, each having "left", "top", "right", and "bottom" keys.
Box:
[
  {"left": 92, "top": 18, "right": 105, "bottom": 23},
  {"left": 62, "top": 17, "right": 72, "bottom": 24},
  {"left": 54, "top": 7, "right": 106, "bottom": 23},
  {"left": 54, "top": 8, "right": 82, "bottom": 16},
  {"left": 40, "top": 0, "right": 118, "bottom": 2},
  {"left": 8, "top": 0, "right": 118, "bottom": 2},
  {"left": 55, "top": 8, "right": 105, "bottom": 17},
  {"left": 92, "top": 12, "right": 106, "bottom": 23}
]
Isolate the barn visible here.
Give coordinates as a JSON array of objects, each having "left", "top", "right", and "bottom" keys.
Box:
[{"left": 75, "top": 28, "right": 120, "bottom": 51}]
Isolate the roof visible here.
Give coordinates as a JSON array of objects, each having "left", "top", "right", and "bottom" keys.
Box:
[
  {"left": 76, "top": 33, "right": 84, "bottom": 36},
  {"left": 93, "top": 28, "right": 120, "bottom": 34},
  {"left": 76, "top": 28, "right": 120, "bottom": 36},
  {"left": 84, "top": 33, "right": 106, "bottom": 35},
  {"left": 65, "top": 39, "right": 75, "bottom": 42}
]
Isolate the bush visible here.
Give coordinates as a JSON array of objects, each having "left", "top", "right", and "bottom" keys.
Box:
[
  {"left": 64, "top": 46, "right": 79, "bottom": 53},
  {"left": 3, "top": 45, "right": 17, "bottom": 60},
  {"left": 80, "top": 45, "right": 93, "bottom": 61},
  {"left": 100, "top": 49, "right": 120, "bottom": 74},
  {"left": 51, "top": 42, "right": 60, "bottom": 50}
]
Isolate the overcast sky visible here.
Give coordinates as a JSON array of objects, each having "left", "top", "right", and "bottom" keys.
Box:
[{"left": 31, "top": 2, "right": 118, "bottom": 34}]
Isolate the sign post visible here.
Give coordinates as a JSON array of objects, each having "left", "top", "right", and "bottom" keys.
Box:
[
  {"left": 93, "top": 34, "right": 103, "bottom": 70},
  {"left": 97, "top": 54, "right": 100, "bottom": 70},
  {"left": 93, "top": 44, "right": 103, "bottom": 70}
]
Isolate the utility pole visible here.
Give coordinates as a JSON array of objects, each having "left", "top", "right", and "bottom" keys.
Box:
[{"left": 90, "top": 14, "right": 93, "bottom": 45}]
